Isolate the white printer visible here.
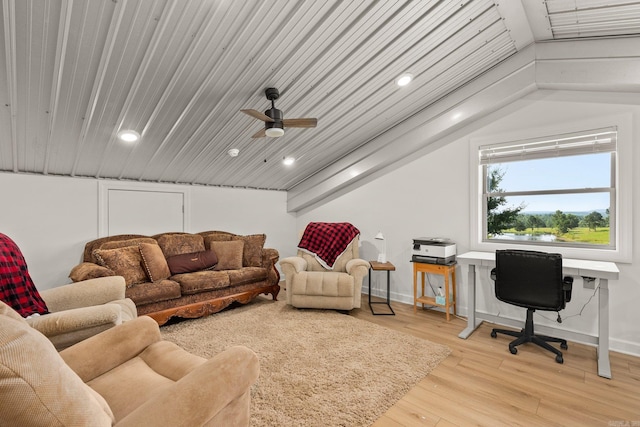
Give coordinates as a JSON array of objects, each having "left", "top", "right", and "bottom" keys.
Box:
[{"left": 411, "top": 238, "right": 456, "bottom": 265}]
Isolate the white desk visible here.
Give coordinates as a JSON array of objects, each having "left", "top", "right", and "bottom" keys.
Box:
[{"left": 457, "top": 251, "right": 619, "bottom": 379}]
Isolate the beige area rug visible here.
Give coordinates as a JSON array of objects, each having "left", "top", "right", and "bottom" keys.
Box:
[{"left": 161, "top": 299, "right": 451, "bottom": 426}]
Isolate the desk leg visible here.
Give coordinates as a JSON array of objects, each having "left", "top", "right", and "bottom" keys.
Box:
[
  {"left": 598, "top": 278, "right": 612, "bottom": 379},
  {"left": 458, "top": 263, "right": 478, "bottom": 339}
]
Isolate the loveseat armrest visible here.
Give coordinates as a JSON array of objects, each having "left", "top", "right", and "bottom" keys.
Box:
[
  {"left": 61, "top": 316, "right": 161, "bottom": 382},
  {"left": 69, "top": 262, "right": 115, "bottom": 282},
  {"left": 39, "top": 276, "right": 127, "bottom": 312},
  {"left": 116, "top": 346, "right": 259, "bottom": 427},
  {"left": 279, "top": 256, "right": 307, "bottom": 274},
  {"left": 345, "top": 258, "right": 370, "bottom": 277}
]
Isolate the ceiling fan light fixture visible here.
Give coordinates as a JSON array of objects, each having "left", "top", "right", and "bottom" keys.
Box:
[
  {"left": 117, "top": 130, "right": 140, "bottom": 142},
  {"left": 395, "top": 73, "right": 413, "bottom": 87},
  {"left": 265, "top": 127, "right": 285, "bottom": 138}
]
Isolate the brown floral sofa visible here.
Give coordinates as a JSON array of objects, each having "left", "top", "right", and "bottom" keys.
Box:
[{"left": 69, "top": 231, "right": 280, "bottom": 325}]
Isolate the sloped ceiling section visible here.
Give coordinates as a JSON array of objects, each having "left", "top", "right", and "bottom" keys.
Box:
[
  {"left": 0, "top": 0, "right": 517, "bottom": 191},
  {"left": 0, "top": 1, "right": 639, "bottom": 213}
]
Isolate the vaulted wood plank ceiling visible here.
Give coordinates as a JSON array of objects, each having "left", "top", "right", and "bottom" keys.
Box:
[{"left": 1, "top": 0, "right": 639, "bottom": 196}]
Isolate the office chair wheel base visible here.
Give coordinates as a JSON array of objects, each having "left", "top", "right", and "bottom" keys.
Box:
[
  {"left": 561, "top": 342, "right": 568, "bottom": 350},
  {"left": 491, "top": 331, "right": 497, "bottom": 338},
  {"left": 556, "top": 355, "right": 564, "bottom": 364},
  {"left": 509, "top": 346, "right": 517, "bottom": 355}
]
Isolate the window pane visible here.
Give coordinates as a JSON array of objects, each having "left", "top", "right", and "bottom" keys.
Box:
[{"left": 487, "top": 152, "right": 611, "bottom": 192}]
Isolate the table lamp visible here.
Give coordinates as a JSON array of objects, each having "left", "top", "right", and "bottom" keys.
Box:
[{"left": 375, "top": 231, "right": 386, "bottom": 263}]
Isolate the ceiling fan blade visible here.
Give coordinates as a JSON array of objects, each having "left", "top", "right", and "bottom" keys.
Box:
[
  {"left": 251, "top": 128, "right": 266, "bottom": 138},
  {"left": 283, "top": 118, "right": 317, "bottom": 128},
  {"left": 241, "top": 109, "right": 274, "bottom": 122}
]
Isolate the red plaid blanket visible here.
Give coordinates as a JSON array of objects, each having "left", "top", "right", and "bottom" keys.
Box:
[
  {"left": 297, "top": 222, "right": 360, "bottom": 269},
  {"left": 0, "top": 233, "right": 48, "bottom": 317}
]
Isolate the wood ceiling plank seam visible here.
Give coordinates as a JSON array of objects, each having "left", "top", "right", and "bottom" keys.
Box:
[
  {"left": 70, "top": 0, "right": 126, "bottom": 177},
  {"left": 43, "top": 0, "right": 72, "bottom": 175},
  {"left": 165, "top": 2, "right": 335, "bottom": 184},
  {"left": 93, "top": 0, "right": 158, "bottom": 178},
  {"left": 153, "top": 1, "right": 279, "bottom": 183},
  {"left": 2, "top": 0, "right": 19, "bottom": 172},
  {"left": 133, "top": 0, "right": 228, "bottom": 180},
  {"left": 135, "top": 0, "right": 255, "bottom": 181},
  {"left": 283, "top": 0, "right": 473, "bottom": 131}
]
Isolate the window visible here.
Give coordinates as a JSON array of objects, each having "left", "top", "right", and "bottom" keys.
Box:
[
  {"left": 470, "top": 115, "right": 632, "bottom": 263},
  {"left": 480, "top": 127, "right": 616, "bottom": 249}
]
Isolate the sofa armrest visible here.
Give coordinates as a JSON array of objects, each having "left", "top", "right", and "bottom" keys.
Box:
[
  {"left": 116, "top": 346, "right": 259, "bottom": 427},
  {"left": 279, "top": 256, "right": 307, "bottom": 274},
  {"left": 61, "top": 316, "right": 161, "bottom": 382},
  {"left": 262, "top": 247, "right": 280, "bottom": 266},
  {"left": 39, "top": 276, "right": 127, "bottom": 312},
  {"left": 69, "top": 262, "right": 115, "bottom": 283},
  {"left": 345, "top": 259, "right": 370, "bottom": 277}
]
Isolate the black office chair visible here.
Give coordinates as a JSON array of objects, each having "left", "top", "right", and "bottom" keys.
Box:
[{"left": 490, "top": 249, "right": 573, "bottom": 363}]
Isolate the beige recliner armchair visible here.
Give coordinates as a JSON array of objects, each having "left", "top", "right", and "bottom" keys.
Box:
[
  {"left": 280, "top": 235, "right": 370, "bottom": 310},
  {"left": 0, "top": 300, "right": 259, "bottom": 427},
  {"left": 27, "top": 276, "right": 137, "bottom": 350}
]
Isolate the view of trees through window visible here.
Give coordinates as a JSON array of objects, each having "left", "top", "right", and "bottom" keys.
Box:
[{"left": 484, "top": 160, "right": 612, "bottom": 247}]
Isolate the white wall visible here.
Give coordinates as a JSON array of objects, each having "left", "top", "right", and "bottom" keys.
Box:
[
  {"left": 0, "top": 173, "right": 296, "bottom": 289},
  {"left": 297, "top": 92, "right": 640, "bottom": 356}
]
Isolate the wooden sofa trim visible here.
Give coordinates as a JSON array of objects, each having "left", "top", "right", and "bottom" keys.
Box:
[{"left": 146, "top": 283, "right": 280, "bottom": 326}]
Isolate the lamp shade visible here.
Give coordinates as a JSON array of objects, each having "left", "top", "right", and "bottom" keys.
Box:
[{"left": 374, "top": 232, "right": 384, "bottom": 240}]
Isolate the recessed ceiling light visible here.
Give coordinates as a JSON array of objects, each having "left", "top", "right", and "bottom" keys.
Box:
[
  {"left": 228, "top": 148, "right": 240, "bottom": 157},
  {"left": 117, "top": 130, "right": 140, "bottom": 142},
  {"left": 395, "top": 73, "right": 413, "bottom": 87},
  {"left": 283, "top": 156, "right": 295, "bottom": 166}
]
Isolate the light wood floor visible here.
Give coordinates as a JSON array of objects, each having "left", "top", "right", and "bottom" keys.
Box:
[{"left": 350, "top": 295, "right": 640, "bottom": 427}]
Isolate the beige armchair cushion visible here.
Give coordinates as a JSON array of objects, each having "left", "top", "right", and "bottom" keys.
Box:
[{"left": 0, "top": 302, "right": 114, "bottom": 426}]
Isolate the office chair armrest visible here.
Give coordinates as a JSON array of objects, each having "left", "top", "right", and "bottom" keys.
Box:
[
  {"left": 563, "top": 276, "right": 573, "bottom": 302},
  {"left": 490, "top": 268, "right": 496, "bottom": 281}
]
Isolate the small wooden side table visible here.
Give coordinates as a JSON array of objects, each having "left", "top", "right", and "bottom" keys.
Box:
[
  {"left": 368, "top": 261, "right": 395, "bottom": 315},
  {"left": 412, "top": 261, "right": 457, "bottom": 321}
]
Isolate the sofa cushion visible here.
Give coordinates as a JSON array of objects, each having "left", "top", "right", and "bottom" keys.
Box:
[
  {"left": 139, "top": 243, "right": 171, "bottom": 282},
  {"left": 125, "top": 279, "right": 181, "bottom": 305},
  {"left": 227, "top": 267, "right": 268, "bottom": 287},
  {"left": 93, "top": 246, "right": 147, "bottom": 286},
  {"left": 166, "top": 250, "right": 218, "bottom": 275},
  {"left": 210, "top": 240, "right": 244, "bottom": 270},
  {"left": 155, "top": 233, "right": 205, "bottom": 258},
  {"left": 0, "top": 301, "right": 114, "bottom": 426},
  {"left": 171, "top": 270, "right": 230, "bottom": 295}
]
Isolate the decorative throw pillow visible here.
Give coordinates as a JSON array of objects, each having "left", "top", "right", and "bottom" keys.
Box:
[
  {"left": 155, "top": 233, "right": 205, "bottom": 258},
  {"left": 93, "top": 246, "right": 147, "bottom": 286},
  {"left": 211, "top": 240, "right": 244, "bottom": 270},
  {"left": 139, "top": 243, "right": 171, "bottom": 282},
  {"left": 166, "top": 250, "right": 218, "bottom": 275},
  {"left": 232, "top": 234, "right": 266, "bottom": 267}
]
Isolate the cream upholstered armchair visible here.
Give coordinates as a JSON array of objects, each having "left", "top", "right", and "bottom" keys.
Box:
[
  {"left": 0, "top": 233, "right": 136, "bottom": 350},
  {"left": 0, "top": 301, "right": 259, "bottom": 427},
  {"left": 279, "top": 223, "right": 370, "bottom": 310}
]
